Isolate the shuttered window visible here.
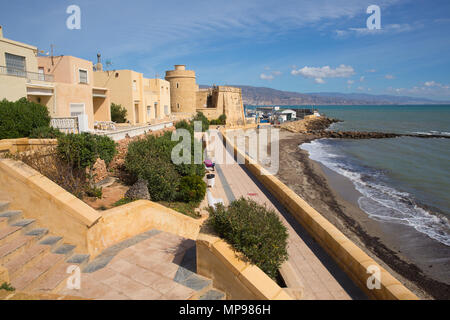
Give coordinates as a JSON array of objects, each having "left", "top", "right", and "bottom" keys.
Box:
[
  {"left": 79, "top": 69, "right": 88, "bottom": 84},
  {"left": 5, "top": 53, "right": 26, "bottom": 76}
]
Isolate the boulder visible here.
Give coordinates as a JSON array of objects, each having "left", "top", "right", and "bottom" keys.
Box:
[
  {"left": 125, "top": 178, "right": 150, "bottom": 200},
  {"left": 91, "top": 158, "right": 108, "bottom": 183}
]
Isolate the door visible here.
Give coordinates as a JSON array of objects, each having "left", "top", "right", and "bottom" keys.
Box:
[
  {"left": 135, "top": 104, "right": 139, "bottom": 123},
  {"left": 154, "top": 102, "right": 158, "bottom": 119}
]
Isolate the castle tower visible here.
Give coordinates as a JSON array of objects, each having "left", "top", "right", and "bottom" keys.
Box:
[{"left": 165, "top": 65, "right": 198, "bottom": 114}]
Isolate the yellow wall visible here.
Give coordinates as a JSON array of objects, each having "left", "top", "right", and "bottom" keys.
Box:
[
  {"left": 0, "top": 159, "right": 101, "bottom": 252},
  {"left": 197, "top": 229, "right": 292, "bottom": 300},
  {"left": 165, "top": 65, "right": 197, "bottom": 114}
]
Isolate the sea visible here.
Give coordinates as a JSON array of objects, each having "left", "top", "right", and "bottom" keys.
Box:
[{"left": 249, "top": 105, "right": 450, "bottom": 247}]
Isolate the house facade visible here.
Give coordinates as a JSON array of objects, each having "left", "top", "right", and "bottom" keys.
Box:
[
  {"left": 0, "top": 26, "right": 110, "bottom": 131},
  {"left": 0, "top": 26, "right": 55, "bottom": 110},
  {"left": 94, "top": 69, "right": 171, "bottom": 125},
  {"left": 37, "top": 55, "right": 110, "bottom": 130}
]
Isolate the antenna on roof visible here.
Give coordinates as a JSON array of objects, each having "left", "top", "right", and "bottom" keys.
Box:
[{"left": 50, "top": 44, "right": 54, "bottom": 66}]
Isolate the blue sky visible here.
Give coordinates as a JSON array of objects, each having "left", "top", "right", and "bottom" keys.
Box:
[{"left": 1, "top": 0, "right": 450, "bottom": 100}]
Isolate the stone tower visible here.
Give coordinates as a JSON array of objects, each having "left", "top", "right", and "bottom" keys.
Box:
[{"left": 165, "top": 65, "right": 198, "bottom": 114}]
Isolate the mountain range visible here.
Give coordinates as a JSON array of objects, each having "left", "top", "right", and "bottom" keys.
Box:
[{"left": 200, "top": 85, "right": 449, "bottom": 105}]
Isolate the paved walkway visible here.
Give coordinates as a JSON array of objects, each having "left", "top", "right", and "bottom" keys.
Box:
[
  {"left": 209, "top": 133, "right": 367, "bottom": 300},
  {"left": 58, "top": 230, "right": 220, "bottom": 300}
]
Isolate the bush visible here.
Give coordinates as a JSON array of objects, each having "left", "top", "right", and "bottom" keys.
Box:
[
  {"left": 125, "top": 132, "right": 205, "bottom": 202},
  {"left": 210, "top": 114, "right": 226, "bottom": 125},
  {"left": 57, "top": 133, "right": 116, "bottom": 169},
  {"left": 0, "top": 98, "right": 51, "bottom": 139},
  {"left": 111, "top": 103, "right": 127, "bottom": 123},
  {"left": 208, "top": 197, "right": 289, "bottom": 279},
  {"left": 10, "top": 148, "right": 89, "bottom": 198},
  {"left": 125, "top": 135, "right": 181, "bottom": 201},
  {"left": 29, "top": 126, "right": 64, "bottom": 139},
  {"left": 178, "top": 175, "right": 206, "bottom": 204},
  {"left": 192, "top": 112, "right": 209, "bottom": 132}
]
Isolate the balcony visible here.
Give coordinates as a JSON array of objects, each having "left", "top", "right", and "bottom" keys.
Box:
[{"left": 0, "top": 66, "right": 54, "bottom": 82}]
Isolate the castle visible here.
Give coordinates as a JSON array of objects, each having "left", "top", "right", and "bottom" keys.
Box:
[{"left": 165, "top": 65, "right": 246, "bottom": 126}]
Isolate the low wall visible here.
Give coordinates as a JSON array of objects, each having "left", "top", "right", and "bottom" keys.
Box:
[
  {"left": 221, "top": 129, "right": 418, "bottom": 300},
  {"left": 87, "top": 200, "right": 204, "bottom": 258},
  {"left": 197, "top": 229, "right": 292, "bottom": 300},
  {"left": 103, "top": 121, "right": 173, "bottom": 141},
  {"left": 0, "top": 159, "right": 101, "bottom": 252},
  {"left": 0, "top": 138, "right": 57, "bottom": 155}
]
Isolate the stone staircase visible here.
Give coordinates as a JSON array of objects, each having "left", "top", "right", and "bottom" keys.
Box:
[
  {"left": 0, "top": 201, "right": 225, "bottom": 300},
  {"left": 0, "top": 201, "right": 89, "bottom": 294}
]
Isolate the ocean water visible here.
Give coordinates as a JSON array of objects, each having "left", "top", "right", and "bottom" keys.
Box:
[{"left": 297, "top": 105, "right": 450, "bottom": 246}]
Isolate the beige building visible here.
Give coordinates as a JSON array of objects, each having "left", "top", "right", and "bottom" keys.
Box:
[
  {"left": 37, "top": 55, "right": 110, "bottom": 130},
  {"left": 0, "top": 26, "right": 110, "bottom": 130},
  {"left": 94, "top": 67, "right": 171, "bottom": 125},
  {"left": 165, "top": 65, "right": 246, "bottom": 126},
  {"left": 0, "top": 26, "right": 55, "bottom": 111}
]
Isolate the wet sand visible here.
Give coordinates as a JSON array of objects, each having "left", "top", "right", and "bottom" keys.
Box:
[{"left": 275, "top": 130, "right": 450, "bottom": 300}]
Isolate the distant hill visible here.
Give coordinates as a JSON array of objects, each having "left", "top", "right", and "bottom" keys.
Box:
[{"left": 199, "top": 85, "right": 449, "bottom": 105}]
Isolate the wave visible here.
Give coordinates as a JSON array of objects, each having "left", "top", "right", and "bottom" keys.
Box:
[
  {"left": 411, "top": 131, "right": 450, "bottom": 137},
  {"left": 300, "top": 139, "right": 450, "bottom": 246}
]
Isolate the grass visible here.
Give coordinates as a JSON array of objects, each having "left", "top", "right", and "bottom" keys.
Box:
[
  {"left": 0, "top": 282, "right": 15, "bottom": 292},
  {"left": 112, "top": 197, "right": 135, "bottom": 207},
  {"left": 158, "top": 201, "right": 201, "bottom": 219}
]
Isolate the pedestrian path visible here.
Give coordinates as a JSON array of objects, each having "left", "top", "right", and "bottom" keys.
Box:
[{"left": 209, "top": 134, "right": 367, "bottom": 300}]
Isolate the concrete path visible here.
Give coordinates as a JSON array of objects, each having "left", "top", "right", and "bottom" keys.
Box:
[
  {"left": 58, "top": 230, "right": 222, "bottom": 300},
  {"left": 209, "top": 135, "right": 367, "bottom": 300}
]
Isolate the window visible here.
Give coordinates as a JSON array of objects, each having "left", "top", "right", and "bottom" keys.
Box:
[
  {"left": 5, "top": 53, "right": 26, "bottom": 76},
  {"left": 38, "top": 67, "right": 45, "bottom": 81},
  {"left": 176, "top": 82, "right": 179, "bottom": 88},
  {"left": 164, "top": 105, "right": 169, "bottom": 116},
  {"left": 177, "top": 103, "right": 180, "bottom": 109},
  {"left": 132, "top": 80, "right": 137, "bottom": 91},
  {"left": 70, "top": 103, "right": 85, "bottom": 117},
  {"left": 79, "top": 69, "right": 88, "bottom": 84},
  {"left": 147, "top": 106, "right": 151, "bottom": 119}
]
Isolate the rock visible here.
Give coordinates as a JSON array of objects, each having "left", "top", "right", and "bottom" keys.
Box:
[
  {"left": 91, "top": 158, "right": 108, "bottom": 184},
  {"left": 125, "top": 178, "right": 150, "bottom": 200}
]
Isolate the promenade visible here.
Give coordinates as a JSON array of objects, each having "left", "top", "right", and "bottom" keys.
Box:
[{"left": 208, "top": 132, "right": 366, "bottom": 300}]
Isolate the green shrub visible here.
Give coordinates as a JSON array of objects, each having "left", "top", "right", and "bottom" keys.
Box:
[
  {"left": 178, "top": 175, "right": 206, "bottom": 204},
  {"left": 208, "top": 197, "right": 289, "bottom": 279},
  {"left": 0, "top": 282, "right": 15, "bottom": 292},
  {"left": 125, "top": 135, "right": 181, "bottom": 201},
  {"left": 192, "top": 112, "right": 209, "bottom": 132},
  {"left": 29, "top": 126, "right": 64, "bottom": 139},
  {"left": 57, "top": 133, "right": 116, "bottom": 169},
  {"left": 111, "top": 103, "right": 127, "bottom": 123},
  {"left": 85, "top": 186, "right": 102, "bottom": 198},
  {"left": 210, "top": 114, "right": 227, "bottom": 125},
  {"left": 0, "top": 98, "right": 51, "bottom": 139}
]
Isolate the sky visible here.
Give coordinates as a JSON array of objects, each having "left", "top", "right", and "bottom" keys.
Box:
[{"left": 1, "top": 0, "right": 450, "bottom": 100}]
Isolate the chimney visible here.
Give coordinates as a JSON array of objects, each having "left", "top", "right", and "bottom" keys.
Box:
[
  {"left": 95, "top": 53, "right": 103, "bottom": 71},
  {"left": 0, "top": 26, "right": 3, "bottom": 38}
]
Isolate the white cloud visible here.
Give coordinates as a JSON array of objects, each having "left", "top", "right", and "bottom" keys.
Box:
[
  {"left": 357, "top": 86, "right": 364, "bottom": 91},
  {"left": 367, "top": 69, "right": 376, "bottom": 73},
  {"left": 385, "top": 74, "right": 395, "bottom": 79},
  {"left": 291, "top": 64, "right": 355, "bottom": 84},
  {"left": 360, "top": 76, "right": 365, "bottom": 82},
  {"left": 260, "top": 73, "right": 274, "bottom": 80},
  {"left": 260, "top": 69, "right": 282, "bottom": 81},
  {"left": 335, "top": 23, "right": 419, "bottom": 38},
  {"left": 347, "top": 80, "right": 354, "bottom": 85},
  {"left": 424, "top": 81, "right": 442, "bottom": 87}
]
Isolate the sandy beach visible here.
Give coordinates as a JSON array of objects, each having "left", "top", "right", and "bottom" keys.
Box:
[{"left": 274, "top": 129, "right": 450, "bottom": 300}]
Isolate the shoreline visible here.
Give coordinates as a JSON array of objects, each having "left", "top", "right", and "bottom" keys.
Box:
[{"left": 274, "top": 130, "right": 450, "bottom": 299}]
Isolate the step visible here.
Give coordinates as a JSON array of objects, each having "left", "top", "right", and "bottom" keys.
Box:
[
  {"left": 4, "top": 242, "right": 51, "bottom": 280},
  {"left": 0, "top": 219, "right": 36, "bottom": 247},
  {"left": 39, "top": 236, "right": 63, "bottom": 250},
  {"left": 0, "top": 234, "right": 37, "bottom": 265},
  {"left": 52, "top": 244, "right": 76, "bottom": 258},
  {"left": 10, "top": 252, "right": 66, "bottom": 291},
  {"left": 0, "top": 210, "right": 22, "bottom": 226},
  {"left": 198, "top": 289, "right": 226, "bottom": 300},
  {"left": 0, "top": 201, "right": 9, "bottom": 213},
  {"left": 32, "top": 262, "right": 74, "bottom": 294}
]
